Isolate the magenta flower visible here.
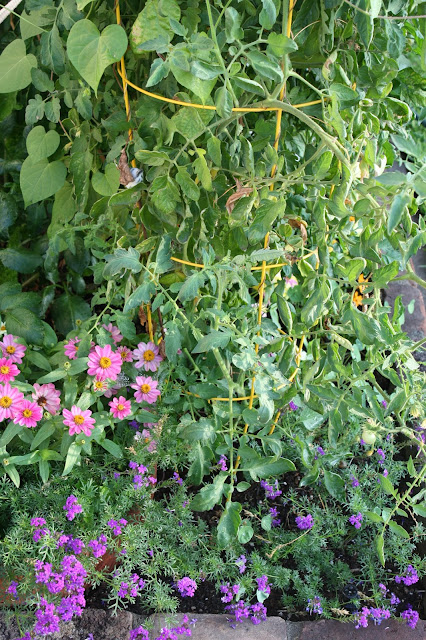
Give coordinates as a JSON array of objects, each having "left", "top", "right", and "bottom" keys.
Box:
[
  {"left": 32, "top": 383, "right": 61, "bottom": 415},
  {"left": 102, "top": 323, "right": 123, "bottom": 345},
  {"left": 0, "top": 358, "right": 19, "bottom": 383},
  {"left": 13, "top": 399, "right": 43, "bottom": 428},
  {"left": 131, "top": 376, "right": 160, "bottom": 404},
  {"left": 109, "top": 396, "right": 132, "bottom": 419},
  {"left": 63, "top": 495, "right": 83, "bottom": 521},
  {"left": 133, "top": 341, "right": 163, "bottom": 372},
  {"left": 177, "top": 577, "right": 197, "bottom": 597},
  {"left": 64, "top": 337, "right": 80, "bottom": 360},
  {"left": 295, "top": 514, "right": 314, "bottom": 530},
  {"left": 87, "top": 344, "right": 122, "bottom": 381},
  {"left": 0, "top": 334, "right": 26, "bottom": 364},
  {"left": 63, "top": 405, "right": 96, "bottom": 436},
  {"left": 401, "top": 607, "right": 419, "bottom": 629},
  {"left": 0, "top": 382, "right": 24, "bottom": 421},
  {"left": 117, "top": 346, "right": 134, "bottom": 362}
]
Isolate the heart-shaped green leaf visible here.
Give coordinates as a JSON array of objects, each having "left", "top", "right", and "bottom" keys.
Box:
[
  {"left": 67, "top": 20, "right": 128, "bottom": 93},
  {"left": 26, "top": 126, "right": 60, "bottom": 162},
  {"left": 92, "top": 164, "right": 120, "bottom": 196},
  {"left": 0, "top": 40, "right": 37, "bottom": 93},
  {"left": 20, "top": 157, "right": 67, "bottom": 207}
]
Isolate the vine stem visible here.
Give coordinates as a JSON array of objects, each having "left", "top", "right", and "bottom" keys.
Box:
[
  {"left": 393, "top": 262, "right": 426, "bottom": 289},
  {"left": 205, "top": 0, "right": 239, "bottom": 106}
]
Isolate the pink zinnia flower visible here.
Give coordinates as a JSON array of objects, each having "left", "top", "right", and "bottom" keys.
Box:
[
  {"left": 32, "top": 383, "right": 61, "bottom": 415},
  {"left": 13, "top": 399, "right": 43, "bottom": 428},
  {"left": 117, "top": 346, "right": 134, "bottom": 363},
  {"left": 0, "top": 335, "right": 26, "bottom": 364},
  {"left": 87, "top": 344, "right": 122, "bottom": 381},
  {"left": 64, "top": 337, "right": 80, "bottom": 360},
  {"left": 102, "top": 323, "right": 123, "bottom": 345},
  {"left": 63, "top": 406, "right": 96, "bottom": 436},
  {"left": 133, "top": 342, "right": 163, "bottom": 372},
  {"left": 131, "top": 376, "right": 160, "bottom": 404},
  {"left": 0, "top": 382, "right": 24, "bottom": 421},
  {"left": 93, "top": 378, "right": 109, "bottom": 393},
  {"left": 109, "top": 396, "right": 132, "bottom": 419},
  {"left": 0, "top": 358, "right": 19, "bottom": 383}
]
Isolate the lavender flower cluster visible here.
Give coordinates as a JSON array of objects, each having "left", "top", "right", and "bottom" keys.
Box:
[{"left": 130, "top": 614, "right": 196, "bottom": 640}]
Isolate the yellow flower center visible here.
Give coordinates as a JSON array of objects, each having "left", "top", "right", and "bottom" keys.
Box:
[
  {"left": 74, "top": 415, "right": 85, "bottom": 425},
  {"left": 23, "top": 409, "right": 32, "bottom": 418},
  {"left": 117, "top": 404, "right": 124, "bottom": 411},
  {"left": 6, "top": 346, "right": 15, "bottom": 355},
  {"left": 99, "top": 357, "right": 112, "bottom": 369},
  {"left": 94, "top": 381, "right": 104, "bottom": 390},
  {"left": 0, "top": 366, "right": 10, "bottom": 374},
  {"left": 141, "top": 384, "right": 151, "bottom": 393},
  {"left": 0, "top": 325, "right": 6, "bottom": 331},
  {"left": 120, "top": 351, "right": 127, "bottom": 360},
  {"left": 143, "top": 350, "right": 155, "bottom": 362},
  {"left": 0, "top": 396, "right": 12, "bottom": 408}
]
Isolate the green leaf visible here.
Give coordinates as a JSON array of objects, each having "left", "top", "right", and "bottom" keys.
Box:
[
  {"left": 217, "top": 501, "right": 242, "bottom": 549},
  {"left": 146, "top": 58, "right": 170, "bottom": 87},
  {"left": 62, "top": 442, "right": 81, "bottom": 476},
  {"left": 8, "top": 451, "right": 40, "bottom": 466},
  {"left": 176, "top": 168, "right": 200, "bottom": 201},
  {"left": 37, "top": 369, "right": 67, "bottom": 384},
  {"left": 354, "top": 0, "right": 373, "bottom": 48},
  {"left": 0, "top": 248, "right": 43, "bottom": 274},
  {"left": 20, "top": 157, "right": 67, "bottom": 208},
  {"left": 0, "top": 40, "right": 37, "bottom": 93},
  {"left": 366, "top": 511, "right": 383, "bottom": 523},
  {"left": 0, "top": 192, "right": 18, "bottom": 237},
  {"left": 130, "top": 0, "right": 180, "bottom": 53},
  {"left": 104, "top": 248, "right": 142, "bottom": 278},
  {"left": 0, "top": 423, "right": 23, "bottom": 448},
  {"left": 246, "top": 51, "right": 283, "bottom": 83},
  {"left": 180, "top": 418, "right": 215, "bottom": 442},
  {"left": 45, "top": 97, "right": 60, "bottom": 123},
  {"left": 412, "top": 504, "right": 426, "bottom": 518},
  {"left": 98, "top": 438, "right": 123, "bottom": 458},
  {"left": 92, "top": 164, "right": 120, "bottom": 196},
  {"left": 26, "top": 350, "right": 52, "bottom": 372},
  {"left": 215, "top": 86, "right": 233, "bottom": 119},
  {"left": 26, "top": 126, "right": 60, "bottom": 162},
  {"left": 232, "top": 76, "right": 265, "bottom": 96},
  {"left": 323, "top": 470, "right": 345, "bottom": 501},
  {"left": 123, "top": 282, "right": 156, "bottom": 313},
  {"left": 5, "top": 308, "right": 44, "bottom": 345},
  {"left": 372, "top": 261, "right": 399, "bottom": 287},
  {"left": 41, "top": 25, "right": 65, "bottom": 75},
  {"left": 193, "top": 153, "right": 212, "bottom": 191},
  {"left": 51, "top": 294, "right": 91, "bottom": 336},
  {"left": 31, "top": 68, "right": 55, "bottom": 93},
  {"left": 388, "top": 520, "right": 410, "bottom": 538},
  {"left": 192, "top": 331, "right": 232, "bottom": 354},
  {"left": 171, "top": 63, "right": 217, "bottom": 103},
  {"left": 30, "top": 424, "right": 56, "bottom": 451},
  {"left": 336, "top": 257, "right": 366, "bottom": 282},
  {"left": 379, "top": 475, "right": 396, "bottom": 496},
  {"left": 349, "top": 306, "right": 381, "bottom": 346},
  {"left": 277, "top": 294, "right": 293, "bottom": 333},
  {"left": 267, "top": 33, "right": 298, "bottom": 57},
  {"left": 248, "top": 200, "right": 285, "bottom": 244},
  {"left": 387, "top": 192, "right": 411, "bottom": 234},
  {"left": 39, "top": 459, "right": 50, "bottom": 483},
  {"left": 237, "top": 520, "right": 254, "bottom": 543},
  {"left": 244, "top": 457, "right": 295, "bottom": 481},
  {"left": 301, "top": 281, "right": 330, "bottom": 327},
  {"left": 207, "top": 137, "right": 222, "bottom": 166},
  {"left": 376, "top": 533, "right": 385, "bottom": 566},
  {"left": 67, "top": 20, "right": 128, "bottom": 93},
  {"left": 259, "top": 0, "right": 277, "bottom": 30},
  {"left": 329, "top": 83, "right": 359, "bottom": 109},
  {"left": 191, "top": 474, "right": 226, "bottom": 511},
  {"left": 225, "top": 7, "right": 243, "bottom": 43},
  {"left": 4, "top": 464, "right": 20, "bottom": 487},
  {"left": 178, "top": 272, "right": 206, "bottom": 303}
]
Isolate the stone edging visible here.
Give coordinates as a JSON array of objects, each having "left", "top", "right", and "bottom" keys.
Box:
[{"left": 1, "top": 611, "right": 426, "bottom": 640}]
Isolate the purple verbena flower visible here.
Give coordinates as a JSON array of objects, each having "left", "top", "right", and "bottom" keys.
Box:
[
  {"left": 306, "top": 596, "right": 323, "bottom": 615},
  {"left": 218, "top": 455, "right": 228, "bottom": 471},
  {"left": 295, "top": 514, "right": 313, "bottom": 530},
  {"left": 395, "top": 565, "right": 418, "bottom": 586},
  {"left": 177, "top": 577, "right": 197, "bottom": 597},
  {"left": 269, "top": 506, "right": 281, "bottom": 527},
  {"left": 63, "top": 495, "right": 83, "bottom": 521},
  {"left": 173, "top": 472, "right": 183, "bottom": 486},
  {"left": 401, "top": 607, "right": 419, "bottom": 629},
  {"left": 235, "top": 555, "right": 246, "bottom": 574},
  {"left": 288, "top": 401, "right": 298, "bottom": 411},
  {"left": 260, "top": 479, "right": 282, "bottom": 499},
  {"left": 349, "top": 512, "right": 363, "bottom": 529},
  {"left": 256, "top": 575, "right": 270, "bottom": 596},
  {"left": 350, "top": 475, "right": 359, "bottom": 488}
]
